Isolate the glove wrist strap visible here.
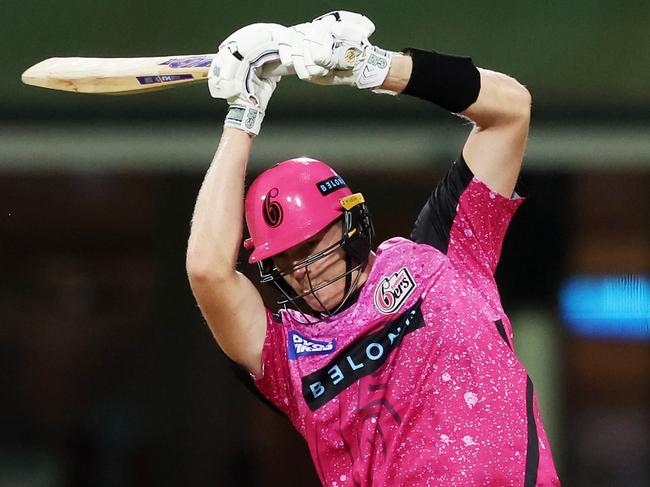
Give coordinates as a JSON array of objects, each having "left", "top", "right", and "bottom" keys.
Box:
[
  {"left": 224, "top": 105, "right": 264, "bottom": 136},
  {"left": 355, "top": 46, "right": 394, "bottom": 90}
]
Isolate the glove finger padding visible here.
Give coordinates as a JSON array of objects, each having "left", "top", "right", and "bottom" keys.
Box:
[
  {"left": 209, "top": 23, "right": 285, "bottom": 101},
  {"left": 313, "top": 10, "right": 375, "bottom": 39},
  {"left": 276, "top": 23, "right": 329, "bottom": 80},
  {"left": 278, "top": 12, "right": 370, "bottom": 81},
  {"left": 279, "top": 10, "right": 392, "bottom": 89},
  {"left": 219, "top": 22, "right": 286, "bottom": 55},
  {"left": 308, "top": 13, "right": 371, "bottom": 71},
  {"left": 300, "top": 25, "right": 335, "bottom": 75},
  {"left": 276, "top": 22, "right": 307, "bottom": 72},
  {"left": 210, "top": 23, "right": 287, "bottom": 135},
  {"left": 209, "top": 42, "right": 279, "bottom": 104}
]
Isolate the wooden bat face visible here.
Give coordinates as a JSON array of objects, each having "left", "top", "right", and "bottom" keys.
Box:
[
  {"left": 21, "top": 54, "right": 216, "bottom": 94},
  {"left": 22, "top": 54, "right": 293, "bottom": 95}
]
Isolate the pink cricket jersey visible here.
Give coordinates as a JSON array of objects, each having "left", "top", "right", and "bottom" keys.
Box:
[{"left": 253, "top": 176, "right": 560, "bottom": 486}]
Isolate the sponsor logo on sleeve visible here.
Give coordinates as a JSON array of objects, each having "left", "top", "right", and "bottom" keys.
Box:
[
  {"left": 288, "top": 331, "right": 336, "bottom": 360},
  {"left": 373, "top": 267, "right": 416, "bottom": 314}
]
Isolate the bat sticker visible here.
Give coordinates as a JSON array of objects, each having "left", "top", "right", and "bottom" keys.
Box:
[
  {"left": 137, "top": 74, "right": 195, "bottom": 85},
  {"left": 161, "top": 56, "right": 214, "bottom": 68}
]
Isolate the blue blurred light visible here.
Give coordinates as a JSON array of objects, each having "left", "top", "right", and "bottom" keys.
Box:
[{"left": 559, "top": 275, "right": 650, "bottom": 340}]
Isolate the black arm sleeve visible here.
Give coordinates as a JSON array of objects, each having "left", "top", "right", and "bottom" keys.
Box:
[{"left": 409, "top": 155, "right": 474, "bottom": 254}]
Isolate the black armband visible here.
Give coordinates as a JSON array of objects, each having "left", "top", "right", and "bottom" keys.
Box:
[{"left": 401, "top": 48, "right": 480, "bottom": 113}]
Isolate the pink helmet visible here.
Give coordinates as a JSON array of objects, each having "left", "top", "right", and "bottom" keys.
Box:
[{"left": 244, "top": 157, "right": 353, "bottom": 264}]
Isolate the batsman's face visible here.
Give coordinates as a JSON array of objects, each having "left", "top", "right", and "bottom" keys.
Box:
[{"left": 272, "top": 221, "right": 354, "bottom": 312}]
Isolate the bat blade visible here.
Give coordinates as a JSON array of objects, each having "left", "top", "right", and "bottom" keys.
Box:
[
  {"left": 21, "top": 54, "right": 294, "bottom": 95},
  {"left": 21, "top": 54, "right": 215, "bottom": 95}
]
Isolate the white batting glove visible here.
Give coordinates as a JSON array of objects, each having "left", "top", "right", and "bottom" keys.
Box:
[
  {"left": 209, "top": 23, "right": 286, "bottom": 136},
  {"left": 277, "top": 11, "right": 395, "bottom": 90}
]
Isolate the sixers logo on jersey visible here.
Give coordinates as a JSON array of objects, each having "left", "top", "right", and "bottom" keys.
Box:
[
  {"left": 262, "top": 188, "right": 283, "bottom": 227},
  {"left": 374, "top": 267, "right": 416, "bottom": 314}
]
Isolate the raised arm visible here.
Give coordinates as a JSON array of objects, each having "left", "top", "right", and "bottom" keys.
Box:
[
  {"left": 186, "top": 128, "right": 267, "bottom": 375},
  {"left": 186, "top": 25, "right": 284, "bottom": 376},
  {"left": 382, "top": 53, "right": 531, "bottom": 198},
  {"left": 460, "top": 70, "right": 531, "bottom": 197},
  {"left": 277, "top": 12, "right": 530, "bottom": 196}
]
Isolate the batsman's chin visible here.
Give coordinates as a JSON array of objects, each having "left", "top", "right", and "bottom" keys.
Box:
[{"left": 302, "top": 289, "right": 343, "bottom": 313}]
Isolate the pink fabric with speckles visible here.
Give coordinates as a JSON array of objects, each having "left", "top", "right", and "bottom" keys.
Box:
[{"left": 254, "top": 178, "right": 560, "bottom": 486}]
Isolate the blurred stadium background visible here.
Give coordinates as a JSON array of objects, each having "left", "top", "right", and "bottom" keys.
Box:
[{"left": 1, "top": 1, "right": 648, "bottom": 485}]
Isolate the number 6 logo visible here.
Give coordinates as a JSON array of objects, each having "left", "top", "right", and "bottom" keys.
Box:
[{"left": 263, "top": 188, "right": 283, "bottom": 227}]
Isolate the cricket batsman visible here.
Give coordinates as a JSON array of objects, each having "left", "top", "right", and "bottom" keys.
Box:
[{"left": 186, "top": 11, "right": 560, "bottom": 486}]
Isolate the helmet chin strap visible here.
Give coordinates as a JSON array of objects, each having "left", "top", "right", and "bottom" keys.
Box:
[
  {"left": 303, "top": 248, "right": 360, "bottom": 321},
  {"left": 274, "top": 252, "right": 366, "bottom": 325},
  {"left": 307, "top": 252, "right": 355, "bottom": 318},
  {"left": 344, "top": 253, "right": 353, "bottom": 296}
]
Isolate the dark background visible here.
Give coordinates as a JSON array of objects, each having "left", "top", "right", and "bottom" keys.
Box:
[{"left": 1, "top": 1, "right": 649, "bottom": 486}]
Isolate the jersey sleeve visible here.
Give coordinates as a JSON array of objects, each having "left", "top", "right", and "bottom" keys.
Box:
[
  {"left": 410, "top": 154, "right": 523, "bottom": 279},
  {"left": 251, "top": 309, "right": 294, "bottom": 417},
  {"left": 410, "top": 154, "right": 474, "bottom": 253}
]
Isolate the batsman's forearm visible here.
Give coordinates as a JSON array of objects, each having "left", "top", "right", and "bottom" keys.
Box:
[
  {"left": 186, "top": 128, "right": 253, "bottom": 277},
  {"left": 379, "top": 53, "right": 413, "bottom": 94}
]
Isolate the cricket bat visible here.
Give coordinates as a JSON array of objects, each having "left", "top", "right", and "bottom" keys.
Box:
[{"left": 21, "top": 54, "right": 292, "bottom": 95}]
